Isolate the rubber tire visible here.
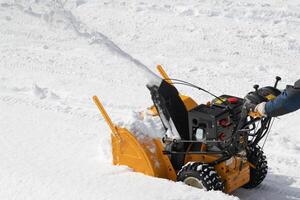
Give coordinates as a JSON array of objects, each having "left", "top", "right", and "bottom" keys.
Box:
[
  {"left": 243, "top": 145, "right": 268, "bottom": 189},
  {"left": 177, "top": 162, "right": 224, "bottom": 191}
]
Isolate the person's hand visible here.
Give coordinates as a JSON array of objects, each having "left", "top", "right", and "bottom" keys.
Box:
[
  {"left": 244, "top": 101, "right": 267, "bottom": 118},
  {"left": 254, "top": 102, "right": 267, "bottom": 117}
]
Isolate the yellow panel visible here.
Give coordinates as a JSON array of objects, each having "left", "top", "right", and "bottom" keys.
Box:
[
  {"left": 266, "top": 94, "right": 276, "bottom": 100},
  {"left": 112, "top": 128, "right": 176, "bottom": 180},
  {"left": 93, "top": 95, "right": 176, "bottom": 180}
]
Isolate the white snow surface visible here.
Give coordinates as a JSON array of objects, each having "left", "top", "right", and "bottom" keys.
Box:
[{"left": 1, "top": 0, "right": 300, "bottom": 199}]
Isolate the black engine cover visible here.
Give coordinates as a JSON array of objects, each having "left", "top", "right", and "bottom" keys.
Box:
[{"left": 188, "top": 95, "right": 244, "bottom": 149}]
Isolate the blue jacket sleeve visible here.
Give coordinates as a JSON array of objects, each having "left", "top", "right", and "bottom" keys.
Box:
[{"left": 265, "top": 79, "right": 300, "bottom": 117}]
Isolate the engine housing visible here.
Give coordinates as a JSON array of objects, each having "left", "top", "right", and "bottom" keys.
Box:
[{"left": 188, "top": 95, "right": 244, "bottom": 149}]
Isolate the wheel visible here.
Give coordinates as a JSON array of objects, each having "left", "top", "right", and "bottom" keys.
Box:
[
  {"left": 177, "top": 162, "right": 224, "bottom": 191},
  {"left": 243, "top": 145, "right": 268, "bottom": 189}
]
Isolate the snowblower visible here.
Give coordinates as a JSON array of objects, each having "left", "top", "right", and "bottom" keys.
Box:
[{"left": 93, "top": 64, "right": 282, "bottom": 193}]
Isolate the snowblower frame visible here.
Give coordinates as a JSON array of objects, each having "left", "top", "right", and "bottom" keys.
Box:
[{"left": 93, "top": 65, "right": 281, "bottom": 193}]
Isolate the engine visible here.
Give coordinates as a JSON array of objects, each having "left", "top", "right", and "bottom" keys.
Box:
[
  {"left": 188, "top": 95, "right": 244, "bottom": 150},
  {"left": 188, "top": 84, "right": 281, "bottom": 151}
]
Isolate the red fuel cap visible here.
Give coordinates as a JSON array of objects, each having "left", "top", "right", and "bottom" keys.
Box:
[{"left": 227, "top": 97, "right": 238, "bottom": 104}]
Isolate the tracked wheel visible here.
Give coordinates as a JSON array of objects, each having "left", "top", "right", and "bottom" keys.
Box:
[
  {"left": 177, "top": 162, "right": 224, "bottom": 191},
  {"left": 243, "top": 145, "right": 268, "bottom": 189}
]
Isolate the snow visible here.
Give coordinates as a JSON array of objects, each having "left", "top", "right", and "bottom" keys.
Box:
[
  {"left": 1, "top": 0, "right": 300, "bottom": 199},
  {"left": 117, "top": 111, "right": 164, "bottom": 139}
]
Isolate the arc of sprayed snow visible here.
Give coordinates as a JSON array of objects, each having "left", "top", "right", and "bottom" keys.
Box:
[
  {"left": 9, "top": 0, "right": 162, "bottom": 87},
  {"left": 57, "top": 1, "right": 162, "bottom": 87}
]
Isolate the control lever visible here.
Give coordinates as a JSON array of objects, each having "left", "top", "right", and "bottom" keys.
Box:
[
  {"left": 274, "top": 76, "right": 281, "bottom": 88},
  {"left": 253, "top": 84, "right": 259, "bottom": 91}
]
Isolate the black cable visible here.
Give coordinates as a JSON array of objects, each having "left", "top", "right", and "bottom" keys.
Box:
[
  {"left": 168, "top": 79, "right": 224, "bottom": 101},
  {"left": 165, "top": 79, "right": 232, "bottom": 110},
  {"left": 250, "top": 117, "right": 272, "bottom": 146},
  {"left": 262, "top": 118, "right": 275, "bottom": 149}
]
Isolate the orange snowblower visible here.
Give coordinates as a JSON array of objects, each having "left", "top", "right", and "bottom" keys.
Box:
[{"left": 93, "top": 65, "right": 282, "bottom": 193}]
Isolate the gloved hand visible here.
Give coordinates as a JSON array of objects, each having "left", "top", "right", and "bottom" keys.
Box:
[
  {"left": 254, "top": 102, "right": 267, "bottom": 117},
  {"left": 244, "top": 101, "right": 267, "bottom": 118}
]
